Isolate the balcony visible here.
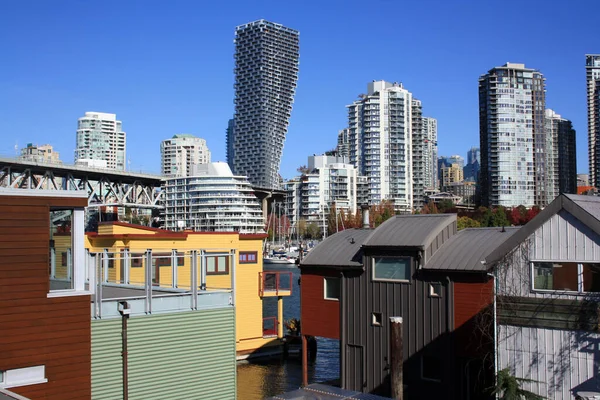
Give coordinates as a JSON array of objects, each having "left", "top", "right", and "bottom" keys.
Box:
[
  {"left": 259, "top": 271, "right": 293, "bottom": 297},
  {"left": 86, "top": 250, "right": 235, "bottom": 319}
]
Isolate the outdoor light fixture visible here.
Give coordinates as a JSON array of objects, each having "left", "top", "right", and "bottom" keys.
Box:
[{"left": 118, "top": 301, "right": 130, "bottom": 316}]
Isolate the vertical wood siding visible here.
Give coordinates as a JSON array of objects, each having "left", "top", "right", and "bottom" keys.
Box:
[
  {"left": 0, "top": 195, "right": 91, "bottom": 400},
  {"left": 498, "top": 210, "right": 600, "bottom": 300},
  {"left": 91, "top": 308, "right": 236, "bottom": 400},
  {"left": 498, "top": 325, "right": 600, "bottom": 399},
  {"left": 342, "top": 249, "right": 454, "bottom": 397}
]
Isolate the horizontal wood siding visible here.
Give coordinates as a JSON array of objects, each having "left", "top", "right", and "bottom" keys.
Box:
[
  {"left": 0, "top": 195, "right": 91, "bottom": 400},
  {"left": 454, "top": 281, "right": 492, "bottom": 328},
  {"left": 454, "top": 280, "right": 493, "bottom": 359},
  {"left": 497, "top": 295, "right": 600, "bottom": 331},
  {"left": 91, "top": 308, "right": 236, "bottom": 400},
  {"left": 301, "top": 270, "right": 340, "bottom": 339}
]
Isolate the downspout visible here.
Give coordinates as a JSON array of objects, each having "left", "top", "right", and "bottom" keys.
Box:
[{"left": 486, "top": 267, "right": 498, "bottom": 396}]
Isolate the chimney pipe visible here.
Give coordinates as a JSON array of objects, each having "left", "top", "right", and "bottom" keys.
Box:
[{"left": 361, "top": 204, "right": 370, "bottom": 229}]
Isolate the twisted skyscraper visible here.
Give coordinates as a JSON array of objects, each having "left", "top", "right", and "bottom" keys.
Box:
[{"left": 230, "top": 20, "right": 299, "bottom": 189}]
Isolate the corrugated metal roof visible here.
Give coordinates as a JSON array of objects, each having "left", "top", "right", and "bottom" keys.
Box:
[
  {"left": 363, "top": 214, "right": 456, "bottom": 249},
  {"left": 565, "top": 193, "right": 600, "bottom": 219},
  {"left": 486, "top": 194, "right": 600, "bottom": 266},
  {"left": 425, "top": 227, "right": 519, "bottom": 271},
  {"left": 266, "top": 383, "right": 393, "bottom": 399},
  {"left": 300, "top": 229, "right": 373, "bottom": 268}
]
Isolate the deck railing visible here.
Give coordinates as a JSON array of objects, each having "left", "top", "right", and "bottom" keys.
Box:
[
  {"left": 258, "top": 271, "right": 293, "bottom": 297},
  {"left": 87, "top": 249, "right": 236, "bottom": 319}
]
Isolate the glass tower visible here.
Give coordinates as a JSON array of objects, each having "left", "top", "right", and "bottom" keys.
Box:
[
  {"left": 479, "top": 63, "right": 546, "bottom": 208},
  {"left": 586, "top": 55, "right": 600, "bottom": 187}
]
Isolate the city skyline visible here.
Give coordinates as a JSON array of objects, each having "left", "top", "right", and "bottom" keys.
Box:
[{"left": 0, "top": 1, "right": 596, "bottom": 180}]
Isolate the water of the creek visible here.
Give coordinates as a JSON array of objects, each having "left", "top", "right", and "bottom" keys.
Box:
[{"left": 236, "top": 265, "right": 340, "bottom": 399}]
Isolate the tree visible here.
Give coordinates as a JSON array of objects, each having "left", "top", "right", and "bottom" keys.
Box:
[
  {"left": 421, "top": 201, "right": 439, "bottom": 215},
  {"left": 297, "top": 165, "right": 310, "bottom": 175},
  {"left": 437, "top": 199, "right": 455, "bottom": 213},
  {"left": 457, "top": 216, "right": 480, "bottom": 230},
  {"left": 305, "top": 222, "right": 321, "bottom": 239},
  {"left": 370, "top": 200, "right": 395, "bottom": 228},
  {"left": 526, "top": 206, "right": 540, "bottom": 222},
  {"left": 297, "top": 218, "right": 307, "bottom": 238},
  {"left": 490, "top": 206, "right": 510, "bottom": 227},
  {"left": 492, "top": 368, "right": 545, "bottom": 400},
  {"left": 327, "top": 203, "right": 338, "bottom": 236}
]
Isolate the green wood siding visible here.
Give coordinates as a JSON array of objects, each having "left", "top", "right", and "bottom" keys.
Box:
[{"left": 92, "top": 308, "right": 236, "bottom": 400}]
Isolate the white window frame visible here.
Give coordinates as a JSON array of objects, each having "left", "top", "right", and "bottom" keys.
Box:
[
  {"left": 48, "top": 208, "right": 91, "bottom": 297},
  {"left": 372, "top": 256, "right": 412, "bottom": 283},
  {"left": 529, "top": 261, "right": 596, "bottom": 294},
  {"left": 0, "top": 366, "right": 47, "bottom": 389},
  {"left": 429, "top": 283, "right": 442, "bottom": 297},
  {"left": 323, "top": 277, "right": 340, "bottom": 301}
]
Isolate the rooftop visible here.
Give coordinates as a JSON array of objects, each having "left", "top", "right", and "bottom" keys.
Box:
[
  {"left": 425, "top": 227, "right": 519, "bottom": 272},
  {"left": 363, "top": 214, "right": 456, "bottom": 249}
]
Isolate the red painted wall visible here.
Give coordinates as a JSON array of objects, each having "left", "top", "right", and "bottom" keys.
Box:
[
  {"left": 300, "top": 270, "right": 340, "bottom": 339},
  {"left": 454, "top": 280, "right": 493, "bottom": 357}
]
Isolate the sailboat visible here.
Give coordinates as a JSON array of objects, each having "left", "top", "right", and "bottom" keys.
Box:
[{"left": 263, "top": 202, "right": 296, "bottom": 265}]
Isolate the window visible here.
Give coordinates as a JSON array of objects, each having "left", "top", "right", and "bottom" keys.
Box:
[
  {"left": 0, "top": 366, "right": 47, "bottom": 388},
  {"left": 421, "top": 354, "right": 442, "bottom": 382},
  {"left": 373, "top": 257, "right": 411, "bottom": 282},
  {"left": 372, "top": 312, "right": 382, "bottom": 326},
  {"left": 429, "top": 283, "right": 442, "bottom": 297},
  {"left": 324, "top": 277, "right": 340, "bottom": 300},
  {"left": 207, "top": 254, "right": 229, "bottom": 275},
  {"left": 239, "top": 251, "right": 258, "bottom": 264},
  {"left": 130, "top": 253, "right": 144, "bottom": 268},
  {"left": 49, "top": 208, "right": 87, "bottom": 295},
  {"left": 153, "top": 252, "right": 185, "bottom": 267},
  {"left": 533, "top": 262, "right": 600, "bottom": 293}
]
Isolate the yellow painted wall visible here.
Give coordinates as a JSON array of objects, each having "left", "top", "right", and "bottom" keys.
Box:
[
  {"left": 52, "top": 234, "right": 72, "bottom": 280},
  {"left": 85, "top": 225, "right": 277, "bottom": 354}
]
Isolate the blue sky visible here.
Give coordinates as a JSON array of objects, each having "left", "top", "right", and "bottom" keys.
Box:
[{"left": 0, "top": 0, "right": 596, "bottom": 178}]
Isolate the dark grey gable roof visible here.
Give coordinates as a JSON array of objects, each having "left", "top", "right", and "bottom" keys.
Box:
[
  {"left": 363, "top": 214, "right": 456, "bottom": 249},
  {"left": 424, "top": 227, "right": 519, "bottom": 272},
  {"left": 300, "top": 228, "right": 373, "bottom": 268},
  {"left": 485, "top": 194, "right": 600, "bottom": 266}
]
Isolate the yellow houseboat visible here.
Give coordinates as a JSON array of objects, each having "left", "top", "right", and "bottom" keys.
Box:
[{"left": 85, "top": 221, "right": 292, "bottom": 358}]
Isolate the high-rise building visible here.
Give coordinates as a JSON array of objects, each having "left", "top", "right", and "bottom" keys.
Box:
[
  {"left": 479, "top": 63, "right": 546, "bottom": 207},
  {"left": 438, "top": 155, "right": 464, "bottom": 187},
  {"left": 586, "top": 55, "right": 600, "bottom": 188},
  {"left": 411, "top": 99, "right": 426, "bottom": 209},
  {"left": 347, "top": 81, "right": 417, "bottom": 212},
  {"left": 441, "top": 164, "right": 464, "bottom": 189},
  {"left": 226, "top": 119, "right": 234, "bottom": 170},
  {"left": 231, "top": 20, "right": 300, "bottom": 189},
  {"left": 467, "top": 147, "right": 481, "bottom": 165},
  {"left": 423, "top": 117, "right": 438, "bottom": 190},
  {"left": 545, "top": 109, "right": 577, "bottom": 196},
  {"left": 464, "top": 147, "right": 480, "bottom": 182},
  {"left": 336, "top": 128, "right": 350, "bottom": 159},
  {"left": 163, "top": 162, "right": 264, "bottom": 233},
  {"left": 161, "top": 134, "right": 211, "bottom": 178},
  {"left": 75, "top": 112, "right": 126, "bottom": 170},
  {"left": 20, "top": 143, "right": 61, "bottom": 164}
]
